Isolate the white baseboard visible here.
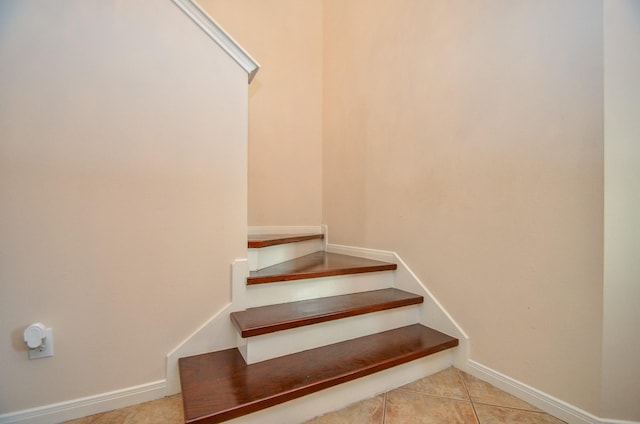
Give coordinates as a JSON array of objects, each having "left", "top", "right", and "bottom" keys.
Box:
[
  {"left": 326, "top": 243, "right": 396, "bottom": 262},
  {"left": 467, "top": 360, "right": 640, "bottom": 424},
  {"left": 0, "top": 380, "right": 166, "bottom": 424}
]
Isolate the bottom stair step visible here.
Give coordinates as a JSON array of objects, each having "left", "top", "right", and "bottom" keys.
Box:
[{"left": 178, "top": 324, "right": 458, "bottom": 424}]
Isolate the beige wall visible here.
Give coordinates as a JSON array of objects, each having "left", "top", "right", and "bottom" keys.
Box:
[
  {"left": 603, "top": 0, "right": 640, "bottom": 420},
  {"left": 200, "top": 0, "right": 324, "bottom": 226},
  {"left": 0, "top": 1, "right": 247, "bottom": 412},
  {"left": 323, "top": 0, "right": 604, "bottom": 414},
  {"left": 3, "top": 0, "right": 636, "bottom": 420}
]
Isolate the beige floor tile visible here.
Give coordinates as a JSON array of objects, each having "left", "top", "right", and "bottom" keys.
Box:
[
  {"left": 384, "top": 389, "right": 478, "bottom": 424},
  {"left": 62, "top": 395, "right": 183, "bottom": 424},
  {"left": 397, "top": 367, "right": 469, "bottom": 400},
  {"left": 474, "top": 404, "right": 566, "bottom": 424},
  {"left": 63, "top": 369, "right": 568, "bottom": 424},
  {"left": 305, "top": 394, "right": 385, "bottom": 424},
  {"left": 459, "top": 372, "right": 540, "bottom": 412}
]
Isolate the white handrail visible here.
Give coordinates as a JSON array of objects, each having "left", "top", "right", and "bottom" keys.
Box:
[{"left": 171, "top": 0, "right": 260, "bottom": 83}]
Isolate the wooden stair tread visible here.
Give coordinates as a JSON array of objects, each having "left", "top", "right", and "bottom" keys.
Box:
[
  {"left": 179, "top": 324, "right": 458, "bottom": 424},
  {"left": 248, "top": 233, "right": 324, "bottom": 248},
  {"left": 230, "top": 288, "right": 423, "bottom": 337},
  {"left": 247, "top": 251, "right": 397, "bottom": 285}
]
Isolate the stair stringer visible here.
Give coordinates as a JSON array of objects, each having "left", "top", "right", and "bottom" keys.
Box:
[
  {"left": 327, "top": 244, "right": 470, "bottom": 371},
  {"left": 165, "top": 258, "right": 249, "bottom": 395},
  {"left": 167, "top": 227, "right": 326, "bottom": 395}
]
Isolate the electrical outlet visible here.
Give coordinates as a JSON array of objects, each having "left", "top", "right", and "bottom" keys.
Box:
[{"left": 29, "top": 328, "right": 54, "bottom": 360}]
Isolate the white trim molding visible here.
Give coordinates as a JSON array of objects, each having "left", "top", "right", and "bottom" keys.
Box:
[
  {"left": 247, "top": 225, "right": 326, "bottom": 236},
  {"left": 467, "top": 360, "right": 640, "bottom": 424},
  {"left": 165, "top": 259, "right": 249, "bottom": 395},
  {"left": 0, "top": 380, "right": 166, "bottom": 424},
  {"left": 602, "top": 420, "right": 640, "bottom": 424},
  {"left": 326, "top": 243, "right": 470, "bottom": 370},
  {"left": 171, "top": 0, "right": 260, "bottom": 83}
]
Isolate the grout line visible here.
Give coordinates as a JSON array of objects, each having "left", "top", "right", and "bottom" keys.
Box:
[
  {"left": 381, "top": 391, "right": 387, "bottom": 424},
  {"left": 457, "top": 367, "right": 481, "bottom": 424},
  {"left": 472, "top": 400, "right": 545, "bottom": 413},
  {"left": 471, "top": 401, "right": 568, "bottom": 422},
  {"left": 392, "top": 387, "right": 471, "bottom": 402},
  {"left": 455, "top": 367, "right": 566, "bottom": 423}
]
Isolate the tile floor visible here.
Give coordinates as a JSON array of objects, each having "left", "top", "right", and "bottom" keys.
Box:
[
  {"left": 63, "top": 368, "right": 565, "bottom": 424},
  {"left": 306, "top": 368, "right": 565, "bottom": 424}
]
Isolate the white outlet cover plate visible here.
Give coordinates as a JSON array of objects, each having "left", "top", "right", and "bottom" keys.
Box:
[{"left": 29, "top": 328, "right": 53, "bottom": 359}]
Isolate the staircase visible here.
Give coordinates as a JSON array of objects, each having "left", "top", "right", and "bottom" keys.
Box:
[{"left": 178, "top": 231, "right": 459, "bottom": 424}]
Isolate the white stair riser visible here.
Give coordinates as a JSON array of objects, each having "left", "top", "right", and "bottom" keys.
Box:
[
  {"left": 245, "top": 271, "right": 395, "bottom": 308},
  {"left": 238, "top": 306, "right": 421, "bottom": 364},
  {"left": 249, "top": 239, "right": 324, "bottom": 271},
  {"left": 224, "top": 350, "right": 455, "bottom": 424},
  {"left": 248, "top": 226, "right": 326, "bottom": 237}
]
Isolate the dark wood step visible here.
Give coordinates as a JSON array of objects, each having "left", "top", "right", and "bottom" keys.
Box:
[
  {"left": 248, "top": 233, "right": 324, "bottom": 248},
  {"left": 247, "top": 251, "right": 397, "bottom": 285},
  {"left": 230, "top": 288, "right": 423, "bottom": 338},
  {"left": 179, "top": 324, "right": 458, "bottom": 424}
]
